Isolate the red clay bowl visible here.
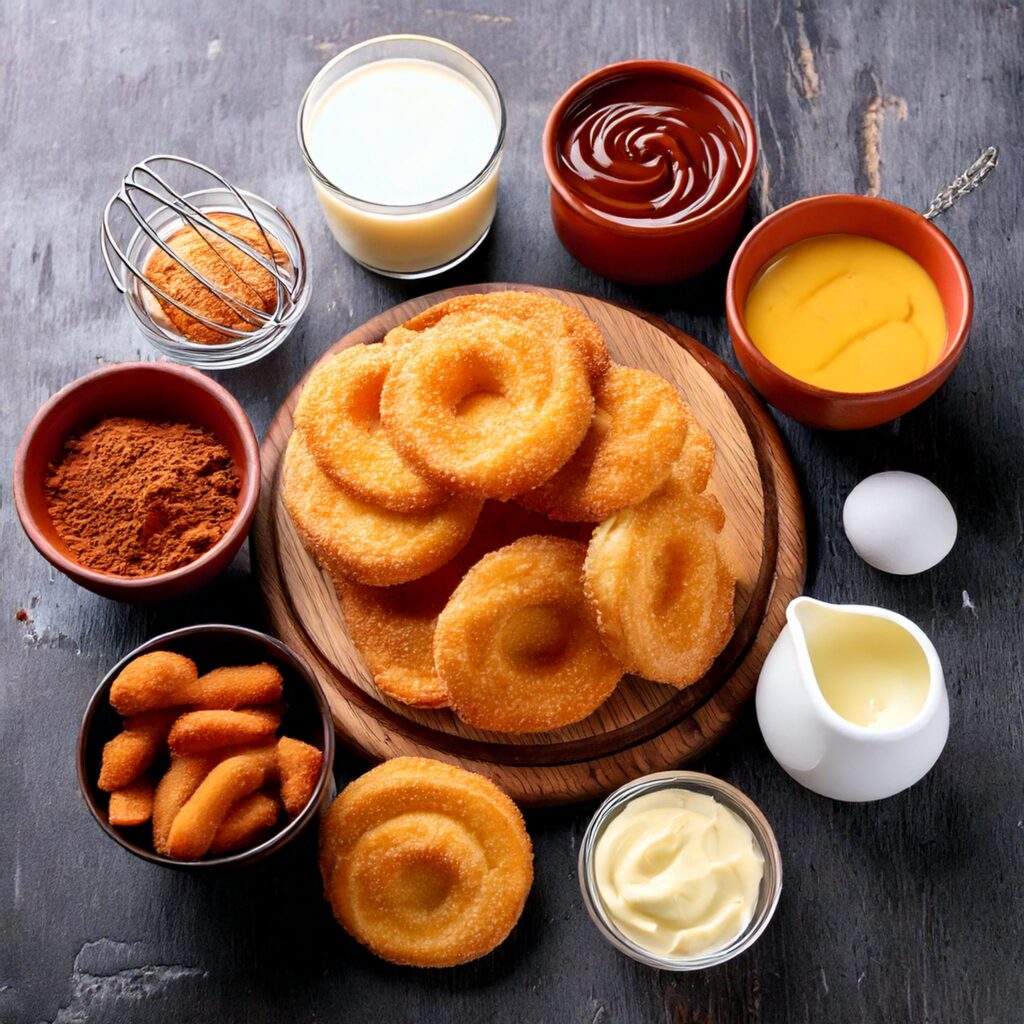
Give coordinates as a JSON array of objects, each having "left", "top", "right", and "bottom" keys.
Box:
[
  {"left": 14, "top": 362, "right": 260, "bottom": 601},
  {"left": 726, "top": 194, "right": 973, "bottom": 430},
  {"left": 77, "top": 624, "right": 336, "bottom": 869},
  {"left": 543, "top": 60, "right": 757, "bottom": 284}
]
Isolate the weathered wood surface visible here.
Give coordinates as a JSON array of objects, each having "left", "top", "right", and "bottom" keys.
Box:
[{"left": 1, "top": 1, "right": 1020, "bottom": 1022}]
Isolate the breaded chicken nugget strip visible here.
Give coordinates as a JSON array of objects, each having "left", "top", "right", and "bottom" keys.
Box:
[
  {"left": 209, "top": 792, "right": 281, "bottom": 854},
  {"left": 191, "top": 664, "right": 284, "bottom": 709},
  {"left": 107, "top": 777, "right": 155, "bottom": 827},
  {"left": 97, "top": 709, "right": 178, "bottom": 791},
  {"left": 109, "top": 651, "right": 199, "bottom": 715},
  {"left": 277, "top": 737, "right": 324, "bottom": 817},
  {"left": 167, "top": 708, "right": 282, "bottom": 756},
  {"left": 166, "top": 744, "right": 278, "bottom": 860},
  {"left": 152, "top": 753, "right": 220, "bottom": 855}
]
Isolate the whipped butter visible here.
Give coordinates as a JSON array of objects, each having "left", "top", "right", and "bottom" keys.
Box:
[{"left": 593, "top": 789, "right": 764, "bottom": 958}]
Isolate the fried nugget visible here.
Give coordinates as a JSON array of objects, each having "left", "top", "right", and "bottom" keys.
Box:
[
  {"left": 108, "top": 651, "right": 199, "bottom": 715},
  {"left": 152, "top": 753, "right": 220, "bottom": 855},
  {"left": 167, "top": 707, "right": 282, "bottom": 756},
  {"left": 107, "top": 777, "right": 155, "bottom": 827},
  {"left": 97, "top": 709, "right": 178, "bottom": 791},
  {"left": 166, "top": 744, "right": 278, "bottom": 860},
  {"left": 209, "top": 792, "right": 281, "bottom": 855},
  {"left": 191, "top": 664, "right": 284, "bottom": 709},
  {"left": 277, "top": 737, "right": 324, "bottom": 817}
]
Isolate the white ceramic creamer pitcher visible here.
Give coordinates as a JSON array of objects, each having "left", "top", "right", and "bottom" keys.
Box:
[{"left": 756, "top": 597, "right": 949, "bottom": 801}]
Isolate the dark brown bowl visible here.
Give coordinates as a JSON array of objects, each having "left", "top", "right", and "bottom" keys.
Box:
[
  {"left": 14, "top": 362, "right": 260, "bottom": 601},
  {"left": 77, "top": 624, "right": 336, "bottom": 869},
  {"left": 726, "top": 194, "right": 973, "bottom": 429}
]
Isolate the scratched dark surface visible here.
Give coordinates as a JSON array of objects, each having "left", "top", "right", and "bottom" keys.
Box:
[{"left": 2, "top": 1, "right": 1022, "bottom": 1022}]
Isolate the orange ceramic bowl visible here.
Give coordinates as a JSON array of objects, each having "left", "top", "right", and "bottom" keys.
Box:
[
  {"left": 14, "top": 362, "right": 260, "bottom": 601},
  {"left": 543, "top": 61, "right": 757, "bottom": 284},
  {"left": 726, "top": 194, "right": 973, "bottom": 430}
]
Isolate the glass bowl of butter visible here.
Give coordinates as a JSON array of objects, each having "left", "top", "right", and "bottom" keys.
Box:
[{"left": 578, "top": 771, "right": 782, "bottom": 970}]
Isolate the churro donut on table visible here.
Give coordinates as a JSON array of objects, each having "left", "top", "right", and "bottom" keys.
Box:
[
  {"left": 319, "top": 757, "right": 533, "bottom": 968},
  {"left": 518, "top": 364, "right": 688, "bottom": 521},
  {"left": 583, "top": 453, "right": 736, "bottom": 688},
  {"left": 395, "top": 290, "right": 611, "bottom": 383},
  {"left": 380, "top": 313, "right": 594, "bottom": 500},
  {"left": 282, "top": 434, "right": 482, "bottom": 586},
  {"left": 434, "top": 536, "right": 623, "bottom": 733},
  {"left": 335, "top": 502, "right": 589, "bottom": 709},
  {"left": 293, "top": 344, "right": 447, "bottom": 513}
]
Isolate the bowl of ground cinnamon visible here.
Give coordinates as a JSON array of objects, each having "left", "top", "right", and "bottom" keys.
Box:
[{"left": 14, "top": 362, "right": 259, "bottom": 601}]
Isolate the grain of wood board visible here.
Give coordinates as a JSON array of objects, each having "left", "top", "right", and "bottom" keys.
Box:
[{"left": 1, "top": 1, "right": 1020, "bottom": 1022}]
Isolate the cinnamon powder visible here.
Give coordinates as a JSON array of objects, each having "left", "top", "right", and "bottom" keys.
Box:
[{"left": 45, "top": 416, "right": 241, "bottom": 577}]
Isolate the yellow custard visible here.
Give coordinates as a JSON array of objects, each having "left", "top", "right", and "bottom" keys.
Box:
[
  {"left": 801, "top": 604, "right": 931, "bottom": 731},
  {"left": 744, "top": 234, "right": 947, "bottom": 393},
  {"left": 593, "top": 789, "right": 764, "bottom": 958}
]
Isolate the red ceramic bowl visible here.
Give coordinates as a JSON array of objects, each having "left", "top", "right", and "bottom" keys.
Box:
[
  {"left": 543, "top": 61, "right": 757, "bottom": 284},
  {"left": 14, "top": 362, "right": 260, "bottom": 601},
  {"left": 726, "top": 194, "right": 973, "bottom": 430}
]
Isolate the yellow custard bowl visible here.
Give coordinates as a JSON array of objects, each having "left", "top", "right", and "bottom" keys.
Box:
[{"left": 726, "top": 194, "right": 972, "bottom": 430}]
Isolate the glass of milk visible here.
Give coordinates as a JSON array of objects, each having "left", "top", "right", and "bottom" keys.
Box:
[{"left": 297, "top": 35, "right": 506, "bottom": 278}]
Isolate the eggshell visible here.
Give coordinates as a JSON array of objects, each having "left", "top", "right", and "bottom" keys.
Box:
[{"left": 843, "top": 471, "right": 957, "bottom": 575}]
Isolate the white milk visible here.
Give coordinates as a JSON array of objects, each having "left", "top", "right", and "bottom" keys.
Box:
[{"left": 304, "top": 58, "right": 501, "bottom": 275}]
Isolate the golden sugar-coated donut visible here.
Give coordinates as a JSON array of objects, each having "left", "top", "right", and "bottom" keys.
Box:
[
  {"left": 319, "top": 757, "right": 533, "bottom": 968},
  {"left": 283, "top": 434, "right": 482, "bottom": 586},
  {"left": 676, "top": 402, "right": 715, "bottom": 493},
  {"left": 583, "top": 461, "right": 735, "bottom": 688},
  {"left": 397, "top": 290, "right": 611, "bottom": 383},
  {"left": 434, "top": 536, "right": 623, "bottom": 733},
  {"left": 518, "top": 364, "right": 688, "bottom": 521},
  {"left": 293, "top": 345, "right": 447, "bottom": 513},
  {"left": 336, "top": 501, "right": 589, "bottom": 709},
  {"left": 380, "top": 313, "right": 594, "bottom": 500}
]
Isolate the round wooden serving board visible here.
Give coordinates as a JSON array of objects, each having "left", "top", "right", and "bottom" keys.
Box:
[{"left": 253, "top": 284, "right": 806, "bottom": 805}]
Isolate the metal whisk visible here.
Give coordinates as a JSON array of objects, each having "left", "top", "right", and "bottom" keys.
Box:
[{"left": 101, "top": 154, "right": 308, "bottom": 347}]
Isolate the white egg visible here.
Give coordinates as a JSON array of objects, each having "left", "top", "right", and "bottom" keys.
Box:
[{"left": 843, "top": 471, "right": 957, "bottom": 575}]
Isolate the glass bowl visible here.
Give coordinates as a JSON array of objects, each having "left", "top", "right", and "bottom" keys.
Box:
[
  {"left": 578, "top": 771, "right": 782, "bottom": 970},
  {"left": 119, "top": 187, "right": 310, "bottom": 369},
  {"left": 297, "top": 34, "right": 506, "bottom": 278}
]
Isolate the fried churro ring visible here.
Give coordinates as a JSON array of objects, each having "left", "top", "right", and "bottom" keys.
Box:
[
  {"left": 97, "top": 709, "right": 177, "bottom": 791},
  {"left": 209, "top": 792, "right": 281, "bottom": 854},
  {"left": 166, "top": 744, "right": 278, "bottom": 860},
  {"left": 319, "top": 757, "right": 533, "bottom": 968},
  {"left": 109, "top": 651, "right": 198, "bottom": 715},
  {"left": 152, "top": 753, "right": 220, "bottom": 854},
  {"left": 583, "top": 460, "right": 735, "bottom": 688},
  {"left": 380, "top": 313, "right": 594, "bottom": 500},
  {"left": 336, "top": 501, "right": 589, "bottom": 709},
  {"left": 294, "top": 345, "right": 447, "bottom": 513},
  {"left": 399, "top": 291, "right": 611, "bottom": 383},
  {"left": 107, "top": 777, "right": 155, "bottom": 827},
  {"left": 283, "top": 434, "right": 482, "bottom": 586},
  {"left": 167, "top": 707, "right": 282, "bottom": 756},
  {"left": 434, "top": 536, "right": 623, "bottom": 733},
  {"left": 277, "top": 737, "right": 324, "bottom": 817},
  {"left": 519, "top": 365, "right": 688, "bottom": 521}
]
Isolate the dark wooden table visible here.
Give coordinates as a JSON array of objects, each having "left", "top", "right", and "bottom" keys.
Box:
[{"left": 3, "top": 2, "right": 1021, "bottom": 1021}]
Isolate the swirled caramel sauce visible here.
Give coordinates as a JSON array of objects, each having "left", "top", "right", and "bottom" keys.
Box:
[{"left": 556, "top": 76, "right": 745, "bottom": 226}]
